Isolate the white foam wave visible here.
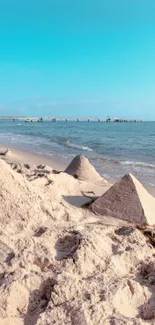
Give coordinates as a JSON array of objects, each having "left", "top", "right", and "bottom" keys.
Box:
[
  {"left": 66, "top": 140, "right": 93, "bottom": 152},
  {"left": 149, "top": 183, "right": 155, "bottom": 187},
  {"left": 121, "top": 160, "right": 155, "bottom": 169}
]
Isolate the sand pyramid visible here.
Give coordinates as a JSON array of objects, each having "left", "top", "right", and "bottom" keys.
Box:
[
  {"left": 65, "top": 154, "right": 104, "bottom": 182},
  {"left": 91, "top": 173, "right": 155, "bottom": 225}
]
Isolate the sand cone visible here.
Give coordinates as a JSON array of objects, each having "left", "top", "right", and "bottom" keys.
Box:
[
  {"left": 65, "top": 154, "right": 105, "bottom": 183},
  {"left": 91, "top": 173, "right": 155, "bottom": 225}
]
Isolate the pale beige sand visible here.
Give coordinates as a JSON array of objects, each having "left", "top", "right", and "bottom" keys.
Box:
[
  {"left": 0, "top": 146, "right": 65, "bottom": 171},
  {"left": 0, "top": 148, "right": 155, "bottom": 324}
]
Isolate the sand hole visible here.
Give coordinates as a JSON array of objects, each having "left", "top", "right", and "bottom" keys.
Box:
[
  {"left": 138, "top": 261, "right": 155, "bottom": 278},
  {"left": 115, "top": 226, "right": 135, "bottom": 236},
  {"left": 5, "top": 252, "right": 15, "bottom": 266},
  {"left": 0, "top": 241, "right": 14, "bottom": 265},
  {"left": 34, "top": 256, "right": 51, "bottom": 272},
  {"left": 24, "top": 279, "right": 56, "bottom": 325},
  {"left": 26, "top": 279, "right": 56, "bottom": 316},
  {"left": 55, "top": 231, "right": 82, "bottom": 261},
  {"left": 34, "top": 227, "right": 47, "bottom": 237}
]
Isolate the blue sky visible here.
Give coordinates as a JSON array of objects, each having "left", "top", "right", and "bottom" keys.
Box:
[{"left": 0, "top": 1, "right": 155, "bottom": 119}]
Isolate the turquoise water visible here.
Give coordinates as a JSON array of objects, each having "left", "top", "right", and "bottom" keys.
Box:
[{"left": 0, "top": 120, "right": 155, "bottom": 187}]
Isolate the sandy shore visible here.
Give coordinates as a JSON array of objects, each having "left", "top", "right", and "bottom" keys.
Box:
[
  {"left": 0, "top": 145, "right": 155, "bottom": 324},
  {"left": 0, "top": 145, "right": 66, "bottom": 171},
  {"left": 1, "top": 144, "right": 155, "bottom": 197}
]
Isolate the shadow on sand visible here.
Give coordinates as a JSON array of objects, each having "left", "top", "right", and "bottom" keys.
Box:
[
  {"left": 62, "top": 195, "right": 92, "bottom": 207},
  {"left": 24, "top": 278, "right": 56, "bottom": 325}
]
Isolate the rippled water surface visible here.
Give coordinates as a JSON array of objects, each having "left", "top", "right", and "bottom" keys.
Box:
[{"left": 0, "top": 120, "right": 155, "bottom": 187}]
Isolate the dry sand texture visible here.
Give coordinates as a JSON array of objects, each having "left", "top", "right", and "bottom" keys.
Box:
[{"left": 0, "top": 151, "right": 155, "bottom": 325}]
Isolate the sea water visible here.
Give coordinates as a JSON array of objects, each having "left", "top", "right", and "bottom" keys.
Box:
[{"left": 0, "top": 120, "right": 155, "bottom": 187}]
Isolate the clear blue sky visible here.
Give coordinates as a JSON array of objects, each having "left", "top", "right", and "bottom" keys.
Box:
[{"left": 0, "top": 0, "right": 155, "bottom": 119}]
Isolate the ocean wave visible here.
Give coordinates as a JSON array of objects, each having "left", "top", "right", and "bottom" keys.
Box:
[
  {"left": 51, "top": 137, "right": 93, "bottom": 152},
  {"left": 66, "top": 140, "right": 93, "bottom": 151},
  {"left": 148, "top": 183, "right": 155, "bottom": 187},
  {"left": 120, "top": 160, "right": 155, "bottom": 169},
  {"left": 93, "top": 156, "right": 155, "bottom": 170},
  {"left": 93, "top": 156, "right": 121, "bottom": 165}
]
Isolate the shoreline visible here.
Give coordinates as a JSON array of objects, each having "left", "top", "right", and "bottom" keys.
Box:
[
  {"left": 0, "top": 145, "right": 67, "bottom": 171},
  {"left": 1, "top": 143, "right": 155, "bottom": 197}
]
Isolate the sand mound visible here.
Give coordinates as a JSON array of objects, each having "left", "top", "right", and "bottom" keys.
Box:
[
  {"left": 0, "top": 158, "right": 155, "bottom": 325},
  {"left": 0, "top": 159, "right": 63, "bottom": 233},
  {"left": 91, "top": 173, "right": 155, "bottom": 225},
  {"left": 65, "top": 154, "right": 105, "bottom": 183}
]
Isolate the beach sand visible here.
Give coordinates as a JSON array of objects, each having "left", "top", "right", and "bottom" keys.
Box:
[
  {"left": 0, "top": 146, "right": 66, "bottom": 171},
  {"left": 0, "top": 146, "right": 155, "bottom": 325}
]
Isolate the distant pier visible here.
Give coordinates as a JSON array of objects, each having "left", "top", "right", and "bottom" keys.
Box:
[
  {"left": 46, "top": 117, "right": 143, "bottom": 123},
  {"left": 0, "top": 116, "right": 143, "bottom": 123},
  {"left": 44, "top": 117, "right": 143, "bottom": 123}
]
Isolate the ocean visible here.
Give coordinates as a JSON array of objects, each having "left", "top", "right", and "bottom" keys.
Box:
[{"left": 0, "top": 119, "right": 155, "bottom": 187}]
